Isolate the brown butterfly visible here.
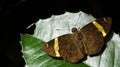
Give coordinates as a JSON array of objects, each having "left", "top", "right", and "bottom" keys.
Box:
[{"left": 42, "top": 17, "right": 112, "bottom": 63}]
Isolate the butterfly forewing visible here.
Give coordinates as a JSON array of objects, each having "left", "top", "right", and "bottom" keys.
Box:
[
  {"left": 43, "top": 33, "right": 85, "bottom": 63},
  {"left": 80, "top": 17, "right": 112, "bottom": 55},
  {"left": 95, "top": 17, "right": 112, "bottom": 34}
]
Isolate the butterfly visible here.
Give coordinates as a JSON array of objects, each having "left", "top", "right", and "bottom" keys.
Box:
[{"left": 42, "top": 17, "right": 112, "bottom": 63}]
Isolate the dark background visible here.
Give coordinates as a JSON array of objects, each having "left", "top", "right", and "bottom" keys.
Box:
[{"left": 0, "top": 0, "right": 119, "bottom": 67}]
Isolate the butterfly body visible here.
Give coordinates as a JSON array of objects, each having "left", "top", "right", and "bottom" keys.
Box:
[{"left": 43, "top": 17, "right": 112, "bottom": 63}]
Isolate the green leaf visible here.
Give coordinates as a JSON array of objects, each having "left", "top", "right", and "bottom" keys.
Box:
[{"left": 20, "top": 34, "right": 89, "bottom": 67}]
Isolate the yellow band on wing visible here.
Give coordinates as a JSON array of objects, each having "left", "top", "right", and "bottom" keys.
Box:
[
  {"left": 46, "top": 44, "right": 48, "bottom": 48},
  {"left": 54, "top": 38, "right": 60, "bottom": 57},
  {"left": 92, "top": 21, "right": 106, "bottom": 37}
]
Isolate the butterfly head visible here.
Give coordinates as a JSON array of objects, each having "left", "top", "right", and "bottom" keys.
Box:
[{"left": 72, "top": 28, "right": 78, "bottom": 33}]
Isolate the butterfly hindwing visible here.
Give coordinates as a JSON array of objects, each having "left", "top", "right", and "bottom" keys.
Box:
[{"left": 58, "top": 33, "right": 85, "bottom": 63}]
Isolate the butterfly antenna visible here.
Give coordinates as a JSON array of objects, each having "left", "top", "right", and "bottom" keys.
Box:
[
  {"left": 56, "top": 28, "right": 71, "bottom": 33},
  {"left": 75, "top": 13, "right": 81, "bottom": 28}
]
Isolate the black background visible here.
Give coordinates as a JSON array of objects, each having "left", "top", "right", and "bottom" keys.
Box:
[{"left": 0, "top": 0, "right": 119, "bottom": 67}]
